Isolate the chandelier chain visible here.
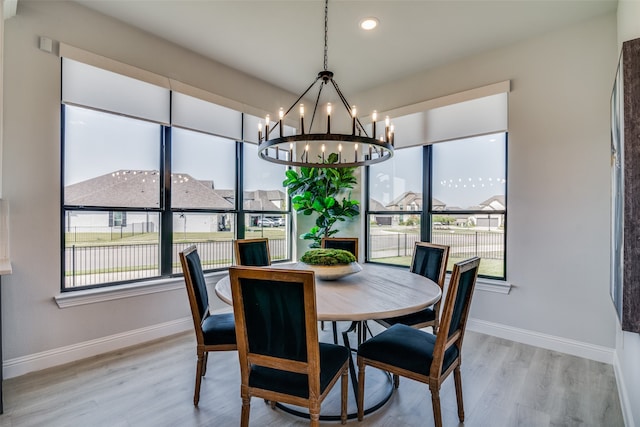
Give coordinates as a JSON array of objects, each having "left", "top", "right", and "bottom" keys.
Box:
[{"left": 323, "top": 0, "right": 329, "bottom": 71}]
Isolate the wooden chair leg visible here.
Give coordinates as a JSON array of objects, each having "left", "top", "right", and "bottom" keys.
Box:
[
  {"left": 393, "top": 373, "right": 400, "bottom": 389},
  {"left": 309, "top": 401, "right": 321, "bottom": 427},
  {"left": 240, "top": 396, "right": 251, "bottom": 427},
  {"left": 201, "top": 351, "right": 208, "bottom": 376},
  {"left": 357, "top": 358, "right": 366, "bottom": 421},
  {"left": 341, "top": 367, "right": 348, "bottom": 424},
  {"left": 430, "top": 385, "right": 443, "bottom": 427},
  {"left": 193, "top": 350, "right": 205, "bottom": 406},
  {"left": 454, "top": 366, "right": 465, "bottom": 422}
]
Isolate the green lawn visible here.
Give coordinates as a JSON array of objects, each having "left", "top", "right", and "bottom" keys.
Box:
[{"left": 369, "top": 255, "right": 504, "bottom": 278}]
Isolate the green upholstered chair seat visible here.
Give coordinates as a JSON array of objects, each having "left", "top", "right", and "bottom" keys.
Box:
[
  {"left": 248, "top": 343, "right": 350, "bottom": 398},
  {"left": 201, "top": 312, "right": 236, "bottom": 346},
  {"left": 378, "top": 307, "right": 436, "bottom": 328},
  {"left": 357, "top": 324, "right": 459, "bottom": 377}
]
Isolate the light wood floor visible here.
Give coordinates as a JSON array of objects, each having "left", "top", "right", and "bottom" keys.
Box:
[{"left": 0, "top": 323, "right": 623, "bottom": 427}]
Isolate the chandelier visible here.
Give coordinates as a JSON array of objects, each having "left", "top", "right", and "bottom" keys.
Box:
[{"left": 257, "top": 0, "right": 394, "bottom": 168}]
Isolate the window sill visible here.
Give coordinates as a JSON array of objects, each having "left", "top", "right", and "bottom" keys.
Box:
[
  {"left": 54, "top": 271, "right": 228, "bottom": 308},
  {"left": 443, "top": 273, "right": 512, "bottom": 294}
]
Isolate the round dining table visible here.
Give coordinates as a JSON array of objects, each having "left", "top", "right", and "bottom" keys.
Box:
[
  {"left": 214, "top": 262, "right": 442, "bottom": 322},
  {"left": 214, "top": 262, "right": 442, "bottom": 420}
]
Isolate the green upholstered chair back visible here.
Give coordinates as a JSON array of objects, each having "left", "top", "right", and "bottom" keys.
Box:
[
  {"left": 235, "top": 238, "right": 271, "bottom": 266},
  {"left": 410, "top": 242, "right": 450, "bottom": 287},
  {"left": 238, "top": 276, "right": 308, "bottom": 361},
  {"left": 181, "top": 246, "right": 209, "bottom": 321},
  {"left": 321, "top": 237, "right": 359, "bottom": 258},
  {"left": 436, "top": 257, "right": 481, "bottom": 345},
  {"left": 448, "top": 261, "right": 481, "bottom": 338}
]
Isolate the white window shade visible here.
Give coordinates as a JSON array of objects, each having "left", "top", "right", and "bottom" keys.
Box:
[
  {"left": 172, "top": 92, "right": 242, "bottom": 140},
  {"left": 62, "top": 58, "right": 170, "bottom": 124},
  {"left": 425, "top": 93, "right": 508, "bottom": 144},
  {"left": 394, "top": 93, "right": 508, "bottom": 149}
]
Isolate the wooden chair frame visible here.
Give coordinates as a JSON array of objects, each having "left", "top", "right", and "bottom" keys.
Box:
[
  {"left": 357, "top": 257, "right": 481, "bottom": 427},
  {"left": 376, "top": 241, "right": 450, "bottom": 331},
  {"left": 179, "top": 245, "right": 237, "bottom": 406},
  {"left": 234, "top": 238, "right": 271, "bottom": 266},
  {"left": 230, "top": 266, "right": 349, "bottom": 426}
]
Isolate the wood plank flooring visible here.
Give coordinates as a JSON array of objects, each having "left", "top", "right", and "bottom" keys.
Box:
[{"left": 0, "top": 323, "right": 623, "bottom": 427}]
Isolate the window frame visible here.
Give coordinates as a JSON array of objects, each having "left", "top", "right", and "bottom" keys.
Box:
[
  {"left": 365, "top": 135, "right": 507, "bottom": 280},
  {"left": 61, "top": 107, "right": 293, "bottom": 292}
]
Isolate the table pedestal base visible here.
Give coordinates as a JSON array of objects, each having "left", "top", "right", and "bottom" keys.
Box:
[{"left": 274, "top": 321, "right": 392, "bottom": 420}]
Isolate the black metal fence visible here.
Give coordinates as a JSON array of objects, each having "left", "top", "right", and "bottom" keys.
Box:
[
  {"left": 369, "top": 230, "right": 504, "bottom": 261},
  {"left": 64, "top": 238, "right": 288, "bottom": 288}
]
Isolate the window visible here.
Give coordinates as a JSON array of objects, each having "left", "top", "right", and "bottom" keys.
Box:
[
  {"left": 61, "top": 59, "right": 292, "bottom": 291},
  {"left": 367, "top": 133, "right": 507, "bottom": 278},
  {"left": 366, "top": 87, "right": 508, "bottom": 279},
  {"left": 242, "top": 141, "right": 290, "bottom": 262},
  {"left": 171, "top": 128, "right": 238, "bottom": 273}
]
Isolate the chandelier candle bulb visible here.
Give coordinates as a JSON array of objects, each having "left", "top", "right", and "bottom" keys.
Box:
[
  {"left": 258, "top": 122, "right": 263, "bottom": 142},
  {"left": 355, "top": 143, "right": 358, "bottom": 162},
  {"left": 352, "top": 106, "right": 357, "bottom": 135},
  {"left": 385, "top": 116, "right": 390, "bottom": 143},
  {"left": 372, "top": 110, "right": 378, "bottom": 139},
  {"left": 300, "top": 104, "right": 305, "bottom": 134},
  {"left": 339, "top": 143, "right": 342, "bottom": 162},
  {"left": 326, "top": 103, "right": 332, "bottom": 133},
  {"left": 390, "top": 124, "right": 395, "bottom": 146},
  {"left": 279, "top": 108, "right": 284, "bottom": 137},
  {"left": 265, "top": 114, "right": 270, "bottom": 139}
]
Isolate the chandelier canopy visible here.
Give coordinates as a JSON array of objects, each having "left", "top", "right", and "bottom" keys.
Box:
[{"left": 258, "top": 0, "right": 394, "bottom": 168}]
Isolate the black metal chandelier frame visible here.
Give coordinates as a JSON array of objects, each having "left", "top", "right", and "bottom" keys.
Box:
[{"left": 257, "top": 0, "right": 394, "bottom": 168}]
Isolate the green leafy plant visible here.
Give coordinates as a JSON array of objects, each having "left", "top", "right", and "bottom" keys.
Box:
[
  {"left": 300, "top": 248, "right": 356, "bottom": 265},
  {"left": 283, "top": 152, "right": 360, "bottom": 248}
]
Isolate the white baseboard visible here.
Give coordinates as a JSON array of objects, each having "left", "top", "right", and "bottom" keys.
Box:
[
  {"left": 467, "top": 318, "right": 615, "bottom": 364},
  {"left": 3, "top": 317, "right": 192, "bottom": 379},
  {"left": 613, "top": 352, "right": 635, "bottom": 427}
]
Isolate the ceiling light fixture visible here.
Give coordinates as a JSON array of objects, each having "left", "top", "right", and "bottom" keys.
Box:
[
  {"left": 257, "top": 0, "right": 394, "bottom": 168},
  {"left": 360, "top": 17, "right": 379, "bottom": 31}
]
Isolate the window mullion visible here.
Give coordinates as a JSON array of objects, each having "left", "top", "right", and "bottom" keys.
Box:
[{"left": 160, "top": 125, "right": 173, "bottom": 276}]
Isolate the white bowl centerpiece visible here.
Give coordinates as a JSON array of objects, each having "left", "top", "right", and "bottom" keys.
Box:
[{"left": 299, "top": 248, "right": 362, "bottom": 281}]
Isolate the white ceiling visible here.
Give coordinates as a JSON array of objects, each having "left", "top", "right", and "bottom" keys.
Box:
[{"left": 72, "top": 0, "right": 617, "bottom": 95}]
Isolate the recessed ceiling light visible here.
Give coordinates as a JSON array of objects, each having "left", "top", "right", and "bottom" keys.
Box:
[{"left": 360, "top": 17, "right": 379, "bottom": 31}]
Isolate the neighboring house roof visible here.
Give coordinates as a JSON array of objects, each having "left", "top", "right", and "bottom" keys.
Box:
[
  {"left": 65, "top": 170, "right": 283, "bottom": 211},
  {"left": 369, "top": 198, "right": 388, "bottom": 211},
  {"left": 243, "top": 190, "right": 285, "bottom": 211},
  {"left": 384, "top": 191, "right": 446, "bottom": 210},
  {"left": 478, "top": 195, "right": 506, "bottom": 210}
]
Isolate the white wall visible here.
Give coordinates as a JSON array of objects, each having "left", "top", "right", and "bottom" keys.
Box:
[
  {"left": 615, "top": 3, "right": 640, "bottom": 426},
  {"left": 356, "top": 12, "right": 618, "bottom": 348},
  {"left": 0, "top": 0, "right": 624, "bottom": 391}
]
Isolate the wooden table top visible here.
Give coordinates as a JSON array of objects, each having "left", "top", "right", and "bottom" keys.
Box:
[{"left": 215, "top": 262, "right": 441, "bottom": 322}]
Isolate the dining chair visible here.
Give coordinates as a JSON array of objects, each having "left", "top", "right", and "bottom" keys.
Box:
[
  {"left": 179, "top": 245, "right": 237, "bottom": 406},
  {"left": 321, "top": 237, "right": 359, "bottom": 260},
  {"left": 356, "top": 257, "right": 481, "bottom": 427},
  {"left": 320, "top": 237, "right": 359, "bottom": 343},
  {"left": 229, "top": 266, "right": 350, "bottom": 427},
  {"left": 376, "top": 242, "right": 450, "bottom": 332},
  {"left": 234, "top": 238, "right": 271, "bottom": 266}
]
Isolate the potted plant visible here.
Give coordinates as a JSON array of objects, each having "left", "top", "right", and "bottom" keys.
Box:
[
  {"left": 299, "top": 248, "right": 362, "bottom": 281},
  {"left": 283, "top": 153, "right": 360, "bottom": 248}
]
